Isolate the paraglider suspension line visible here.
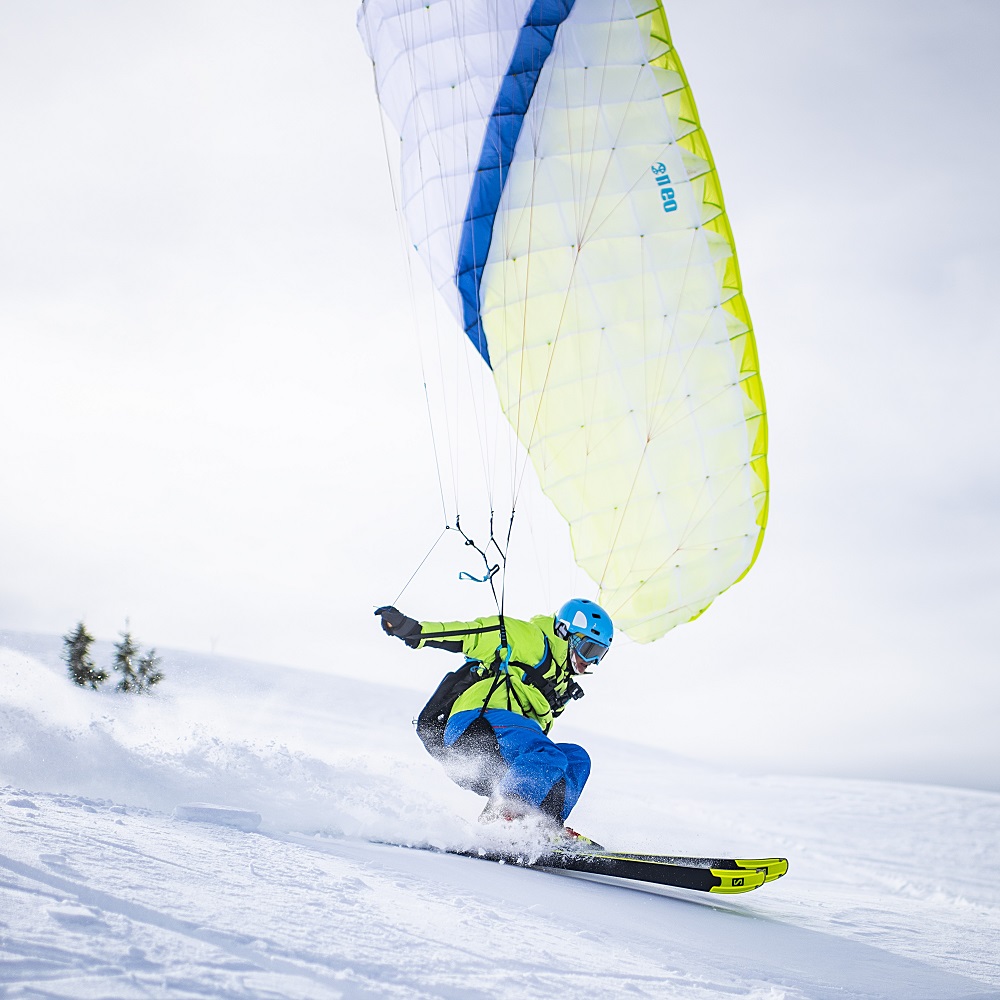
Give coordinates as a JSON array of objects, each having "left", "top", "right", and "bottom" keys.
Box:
[
  {"left": 391, "top": 528, "right": 448, "bottom": 607},
  {"left": 451, "top": 508, "right": 516, "bottom": 653}
]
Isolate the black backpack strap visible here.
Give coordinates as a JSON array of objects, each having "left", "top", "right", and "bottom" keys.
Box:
[
  {"left": 515, "top": 637, "right": 585, "bottom": 716},
  {"left": 517, "top": 662, "right": 583, "bottom": 713}
]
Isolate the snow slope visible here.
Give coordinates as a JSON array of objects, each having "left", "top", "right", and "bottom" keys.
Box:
[{"left": 2, "top": 632, "right": 998, "bottom": 999}]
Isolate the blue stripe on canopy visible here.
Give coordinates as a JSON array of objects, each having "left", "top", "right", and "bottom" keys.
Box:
[{"left": 454, "top": 0, "right": 576, "bottom": 369}]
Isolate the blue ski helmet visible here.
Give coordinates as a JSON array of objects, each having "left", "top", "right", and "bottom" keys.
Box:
[{"left": 554, "top": 598, "right": 613, "bottom": 665}]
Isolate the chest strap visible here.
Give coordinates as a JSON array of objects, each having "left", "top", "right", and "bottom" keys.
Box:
[{"left": 518, "top": 660, "right": 584, "bottom": 714}]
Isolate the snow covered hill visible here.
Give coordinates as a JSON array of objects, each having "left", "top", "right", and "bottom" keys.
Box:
[{"left": 2, "top": 632, "right": 998, "bottom": 999}]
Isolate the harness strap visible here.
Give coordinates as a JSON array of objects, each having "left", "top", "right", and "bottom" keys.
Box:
[
  {"left": 516, "top": 662, "right": 583, "bottom": 713},
  {"left": 476, "top": 667, "right": 509, "bottom": 720},
  {"left": 417, "top": 624, "right": 502, "bottom": 640},
  {"left": 516, "top": 661, "right": 559, "bottom": 710}
]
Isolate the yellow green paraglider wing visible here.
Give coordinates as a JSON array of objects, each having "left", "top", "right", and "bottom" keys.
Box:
[{"left": 359, "top": 0, "right": 768, "bottom": 641}]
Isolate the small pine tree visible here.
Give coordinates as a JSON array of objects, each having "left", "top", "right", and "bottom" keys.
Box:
[
  {"left": 62, "top": 621, "right": 108, "bottom": 689},
  {"left": 113, "top": 627, "right": 141, "bottom": 693},
  {"left": 136, "top": 648, "right": 164, "bottom": 692}
]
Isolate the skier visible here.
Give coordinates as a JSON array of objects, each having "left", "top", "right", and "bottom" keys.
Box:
[{"left": 374, "top": 599, "right": 613, "bottom": 832}]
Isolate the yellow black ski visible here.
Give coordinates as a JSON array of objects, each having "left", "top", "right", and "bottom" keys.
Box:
[
  {"left": 533, "top": 850, "right": 788, "bottom": 894},
  {"left": 437, "top": 844, "right": 789, "bottom": 895}
]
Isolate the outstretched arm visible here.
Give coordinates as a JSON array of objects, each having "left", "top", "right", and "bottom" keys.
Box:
[
  {"left": 374, "top": 608, "right": 500, "bottom": 654},
  {"left": 417, "top": 617, "right": 503, "bottom": 657}
]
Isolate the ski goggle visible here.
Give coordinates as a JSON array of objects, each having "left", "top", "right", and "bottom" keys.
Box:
[{"left": 570, "top": 636, "right": 610, "bottom": 664}]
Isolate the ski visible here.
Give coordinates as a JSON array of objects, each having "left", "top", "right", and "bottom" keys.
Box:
[
  {"left": 301, "top": 828, "right": 789, "bottom": 897},
  {"left": 535, "top": 849, "right": 788, "bottom": 894},
  {"left": 441, "top": 844, "right": 788, "bottom": 895}
]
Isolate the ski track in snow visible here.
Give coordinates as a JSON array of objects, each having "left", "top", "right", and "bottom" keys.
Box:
[{"left": 1, "top": 634, "right": 999, "bottom": 999}]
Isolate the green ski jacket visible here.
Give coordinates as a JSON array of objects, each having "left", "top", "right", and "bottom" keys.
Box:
[{"left": 416, "top": 614, "right": 579, "bottom": 733}]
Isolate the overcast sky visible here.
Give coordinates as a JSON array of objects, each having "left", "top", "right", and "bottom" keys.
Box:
[{"left": 1, "top": 1, "right": 997, "bottom": 791}]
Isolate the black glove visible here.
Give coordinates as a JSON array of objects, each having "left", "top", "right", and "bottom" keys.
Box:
[{"left": 374, "top": 606, "right": 421, "bottom": 645}]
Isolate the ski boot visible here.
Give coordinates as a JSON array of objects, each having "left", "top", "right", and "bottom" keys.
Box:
[
  {"left": 479, "top": 796, "right": 604, "bottom": 851},
  {"left": 478, "top": 794, "right": 532, "bottom": 825}
]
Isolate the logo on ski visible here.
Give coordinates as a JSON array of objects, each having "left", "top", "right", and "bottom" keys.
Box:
[{"left": 733, "top": 877, "right": 744, "bottom": 886}]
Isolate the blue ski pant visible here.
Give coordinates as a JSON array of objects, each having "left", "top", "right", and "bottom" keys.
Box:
[{"left": 442, "top": 708, "right": 590, "bottom": 822}]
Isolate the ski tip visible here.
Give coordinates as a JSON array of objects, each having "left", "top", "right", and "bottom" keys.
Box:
[
  {"left": 707, "top": 858, "right": 788, "bottom": 893},
  {"left": 734, "top": 857, "right": 789, "bottom": 883}
]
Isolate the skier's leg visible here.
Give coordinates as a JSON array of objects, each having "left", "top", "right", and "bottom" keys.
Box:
[
  {"left": 537, "top": 778, "right": 565, "bottom": 823},
  {"left": 441, "top": 710, "right": 503, "bottom": 796},
  {"left": 554, "top": 742, "right": 591, "bottom": 819},
  {"left": 483, "top": 710, "right": 570, "bottom": 815},
  {"left": 536, "top": 745, "right": 590, "bottom": 821}
]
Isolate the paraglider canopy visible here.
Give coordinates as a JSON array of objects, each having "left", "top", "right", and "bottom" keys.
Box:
[{"left": 358, "top": 0, "right": 768, "bottom": 642}]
